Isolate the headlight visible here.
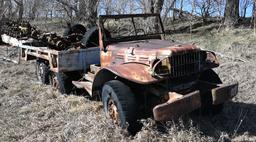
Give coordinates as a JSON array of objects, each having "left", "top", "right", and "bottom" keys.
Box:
[
  {"left": 201, "top": 51, "right": 219, "bottom": 69},
  {"left": 151, "top": 58, "right": 171, "bottom": 76},
  {"left": 206, "top": 51, "right": 219, "bottom": 65}
]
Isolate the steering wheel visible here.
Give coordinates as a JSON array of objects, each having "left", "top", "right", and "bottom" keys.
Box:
[{"left": 136, "top": 28, "right": 146, "bottom": 35}]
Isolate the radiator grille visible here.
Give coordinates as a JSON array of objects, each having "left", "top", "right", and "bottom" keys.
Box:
[{"left": 170, "top": 51, "right": 201, "bottom": 78}]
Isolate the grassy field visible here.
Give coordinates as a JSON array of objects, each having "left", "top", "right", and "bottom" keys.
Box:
[{"left": 0, "top": 24, "right": 256, "bottom": 141}]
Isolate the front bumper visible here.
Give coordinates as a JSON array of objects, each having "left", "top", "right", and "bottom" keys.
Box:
[
  {"left": 212, "top": 83, "right": 238, "bottom": 105},
  {"left": 153, "top": 82, "right": 238, "bottom": 121}
]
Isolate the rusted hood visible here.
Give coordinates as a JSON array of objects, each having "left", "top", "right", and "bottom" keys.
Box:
[{"left": 108, "top": 39, "right": 200, "bottom": 58}]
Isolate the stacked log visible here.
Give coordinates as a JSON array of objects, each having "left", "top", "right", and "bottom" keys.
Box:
[{"left": 0, "top": 19, "right": 86, "bottom": 50}]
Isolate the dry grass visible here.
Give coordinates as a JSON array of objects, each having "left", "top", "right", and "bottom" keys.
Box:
[{"left": 0, "top": 27, "right": 256, "bottom": 142}]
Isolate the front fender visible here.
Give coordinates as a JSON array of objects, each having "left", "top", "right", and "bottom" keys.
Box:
[
  {"left": 92, "top": 63, "right": 162, "bottom": 92},
  {"left": 106, "top": 63, "right": 161, "bottom": 84}
]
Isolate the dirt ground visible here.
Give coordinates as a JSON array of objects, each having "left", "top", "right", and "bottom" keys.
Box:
[{"left": 0, "top": 29, "right": 256, "bottom": 142}]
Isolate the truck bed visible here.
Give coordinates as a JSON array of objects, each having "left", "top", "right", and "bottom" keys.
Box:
[{"left": 1, "top": 34, "right": 100, "bottom": 73}]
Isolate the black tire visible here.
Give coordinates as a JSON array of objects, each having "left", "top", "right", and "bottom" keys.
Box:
[
  {"left": 63, "top": 24, "right": 87, "bottom": 36},
  {"left": 200, "top": 69, "right": 222, "bottom": 84},
  {"left": 0, "top": 36, "right": 2, "bottom": 44},
  {"left": 56, "top": 72, "right": 73, "bottom": 94},
  {"left": 81, "top": 26, "right": 99, "bottom": 47},
  {"left": 102, "top": 80, "right": 138, "bottom": 130},
  {"left": 36, "top": 60, "right": 50, "bottom": 85},
  {"left": 199, "top": 69, "right": 224, "bottom": 115},
  {"left": 53, "top": 71, "right": 82, "bottom": 94}
]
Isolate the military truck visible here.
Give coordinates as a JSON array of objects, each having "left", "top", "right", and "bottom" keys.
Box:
[
  {"left": 74, "top": 14, "right": 238, "bottom": 128},
  {"left": 1, "top": 14, "right": 238, "bottom": 130}
]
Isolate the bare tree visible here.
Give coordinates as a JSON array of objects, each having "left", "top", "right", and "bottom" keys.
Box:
[
  {"left": 56, "top": 0, "right": 99, "bottom": 27},
  {"left": 224, "top": 0, "right": 240, "bottom": 27},
  {"left": 139, "top": 0, "right": 164, "bottom": 14},
  {"left": 79, "top": 0, "right": 99, "bottom": 27},
  {"left": 240, "top": 0, "right": 253, "bottom": 18},
  {"left": 154, "top": 0, "right": 164, "bottom": 14},
  {"left": 190, "top": 0, "right": 222, "bottom": 23},
  {"left": 99, "top": 0, "right": 113, "bottom": 15},
  {"left": 0, "top": 0, "right": 5, "bottom": 18},
  {"left": 214, "top": 0, "right": 225, "bottom": 20},
  {"left": 252, "top": 0, "right": 256, "bottom": 34},
  {"left": 30, "top": 0, "right": 41, "bottom": 20},
  {"left": 55, "top": 0, "right": 78, "bottom": 21},
  {"left": 162, "top": 0, "right": 176, "bottom": 22},
  {"left": 13, "top": 0, "right": 24, "bottom": 20}
]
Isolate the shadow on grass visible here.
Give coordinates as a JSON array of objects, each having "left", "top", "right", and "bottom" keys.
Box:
[
  {"left": 71, "top": 88, "right": 256, "bottom": 138},
  {"left": 193, "top": 102, "right": 256, "bottom": 138}
]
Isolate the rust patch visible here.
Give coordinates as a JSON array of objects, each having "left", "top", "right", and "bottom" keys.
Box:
[
  {"left": 153, "top": 91, "right": 201, "bottom": 121},
  {"left": 101, "top": 51, "right": 112, "bottom": 67},
  {"left": 212, "top": 83, "right": 238, "bottom": 105},
  {"left": 105, "top": 63, "right": 161, "bottom": 84}
]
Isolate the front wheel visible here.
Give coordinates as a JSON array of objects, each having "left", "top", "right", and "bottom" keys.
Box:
[
  {"left": 200, "top": 69, "right": 224, "bottom": 115},
  {"left": 102, "top": 80, "right": 138, "bottom": 130}
]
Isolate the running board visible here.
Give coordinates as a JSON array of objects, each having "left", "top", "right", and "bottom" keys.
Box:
[
  {"left": 90, "top": 64, "right": 100, "bottom": 73},
  {"left": 72, "top": 81, "right": 93, "bottom": 96}
]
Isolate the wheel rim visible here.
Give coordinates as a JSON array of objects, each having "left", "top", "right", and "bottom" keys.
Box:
[
  {"left": 50, "top": 73, "right": 59, "bottom": 90},
  {"left": 37, "top": 63, "right": 44, "bottom": 82},
  {"left": 53, "top": 76, "right": 59, "bottom": 89},
  {"left": 108, "top": 99, "right": 120, "bottom": 125}
]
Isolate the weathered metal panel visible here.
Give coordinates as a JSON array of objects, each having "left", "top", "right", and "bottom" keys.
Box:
[
  {"left": 105, "top": 63, "right": 161, "bottom": 84},
  {"left": 58, "top": 47, "right": 100, "bottom": 72},
  {"left": 153, "top": 91, "right": 201, "bottom": 121},
  {"left": 212, "top": 83, "right": 238, "bottom": 105}
]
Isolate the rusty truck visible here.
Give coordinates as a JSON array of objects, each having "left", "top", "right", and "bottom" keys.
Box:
[{"left": 1, "top": 14, "right": 238, "bottom": 130}]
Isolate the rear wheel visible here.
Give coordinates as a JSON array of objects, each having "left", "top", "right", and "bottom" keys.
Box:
[
  {"left": 49, "top": 72, "right": 82, "bottom": 94},
  {"left": 102, "top": 80, "right": 138, "bottom": 130},
  {"left": 199, "top": 69, "right": 224, "bottom": 115},
  {"left": 56, "top": 72, "right": 73, "bottom": 94},
  {"left": 36, "top": 60, "right": 50, "bottom": 85},
  {"left": 0, "top": 36, "right": 2, "bottom": 44},
  {"left": 49, "top": 72, "right": 58, "bottom": 90}
]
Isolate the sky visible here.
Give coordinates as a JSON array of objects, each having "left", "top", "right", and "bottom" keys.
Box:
[
  {"left": 175, "top": 0, "right": 254, "bottom": 17},
  {"left": 99, "top": 0, "right": 255, "bottom": 18}
]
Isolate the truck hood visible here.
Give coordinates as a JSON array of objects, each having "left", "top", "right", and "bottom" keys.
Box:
[{"left": 106, "top": 39, "right": 200, "bottom": 65}]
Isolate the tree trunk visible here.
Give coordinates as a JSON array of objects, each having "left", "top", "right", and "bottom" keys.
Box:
[
  {"left": 7, "top": 0, "right": 13, "bottom": 18},
  {"left": 78, "top": 0, "right": 99, "bottom": 27},
  {"left": 224, "top": 0, "right": 239, "bottom": 27},
  {"left": 144, "top": 0, "right": 154, "bottom": 13},
  {"left": 153, "top": 0, "right": 164, "bottom": 14},
  {"left": 30, "top": 0, "right": 40, "bottom": 20},
  {"left": 143, "top": 0, "right": 164, "bottom": 14},
  {"left": 244, "top": 7, "right": 247, "bottom": 18},
  {"left": 162, "top": 0, "right": 176, "bottom": 22},
  {"left": 252, "top": 0, "right": 256, "bottom": 31},
  {"left": 13, "top": 0, "right": 24, "bottom": 20},
  {"left": 18, "top": 1, "right": 24, "bottom": 21},
  {"left": 0, "top": 0, "right": 4, "bottom": 18},
  {"left": 179, "top": 0, "right": 183, "bottom": 18}
]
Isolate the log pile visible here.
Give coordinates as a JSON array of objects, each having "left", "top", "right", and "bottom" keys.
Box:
[
  {"left": 0, "top": 19, "right": 40, "bottom": 39},
  {"left": 0, "top": 19, "right": 86, "bottom": 50}
]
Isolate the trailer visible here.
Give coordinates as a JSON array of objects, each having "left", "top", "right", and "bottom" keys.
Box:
[{"left": 1, "top": 34, "right": 100, "bottom": 94}]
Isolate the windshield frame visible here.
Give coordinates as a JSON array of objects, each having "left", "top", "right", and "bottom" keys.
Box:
[{"left": 99, "top": 14, "right": 165, "bottom": 44}]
